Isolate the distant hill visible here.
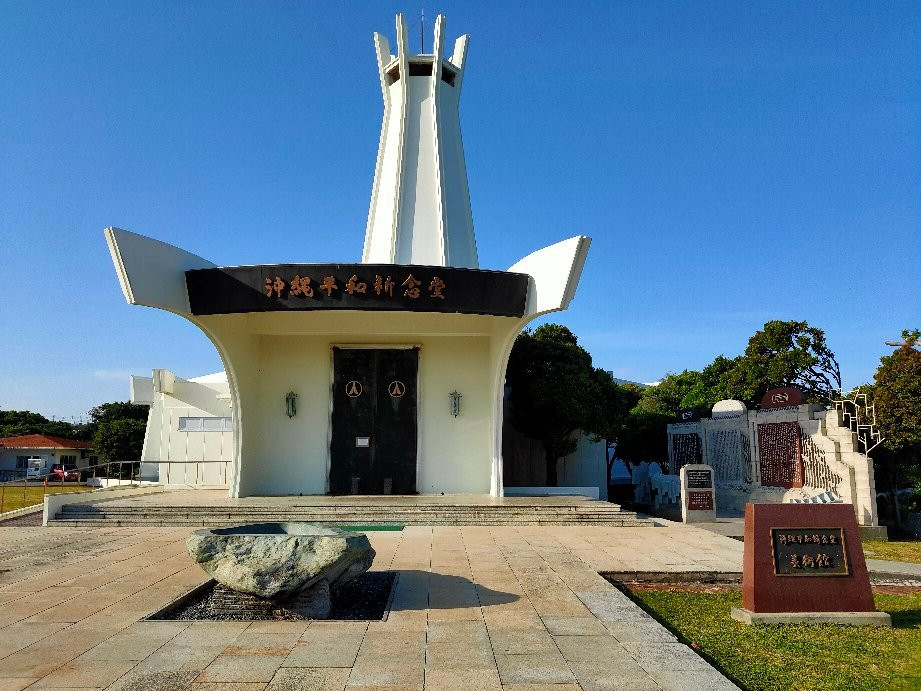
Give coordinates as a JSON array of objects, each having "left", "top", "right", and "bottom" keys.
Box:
[{"left": 608, "top": 374, "right": 652, "bottom": 389}]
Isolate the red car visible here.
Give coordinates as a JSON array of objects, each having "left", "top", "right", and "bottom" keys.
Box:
[{"left": 50, "top": 464, "right": 80, "bottom": 481}]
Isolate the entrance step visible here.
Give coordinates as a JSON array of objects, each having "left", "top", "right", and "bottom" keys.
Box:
[{"left": 50, "top": 499, "right": 652, "bottom": 528}]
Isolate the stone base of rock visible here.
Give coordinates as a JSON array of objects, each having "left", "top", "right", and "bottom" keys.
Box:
[
  {"left": 210, "top": 584, "right": 276, "bottom": 618},
  {"left": 731, "top": 607, "right": 892, "bottom": 626},
  {"left": 210, "top": 579, "right": 332, "bottom": 620},
  {"left": 285, "top": 579, "right": 331, "bottom": 618}
]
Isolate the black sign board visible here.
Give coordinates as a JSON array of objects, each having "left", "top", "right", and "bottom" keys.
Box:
[
  {"left": 186, "top": 264, "right": 529, "bottom": 318},
  {"left": 771, "top": 527, "right": 849, "bottom": 576},
  {"left": 678, "top": 409, "right": 700, "bottom": 423},
  {"left": 686, "top": 469, "right": 712, "bottom": 489}
]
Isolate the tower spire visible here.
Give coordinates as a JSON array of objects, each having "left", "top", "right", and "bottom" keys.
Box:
[{"left": 362, "top": 14, "right": 478, "bottom": 268}]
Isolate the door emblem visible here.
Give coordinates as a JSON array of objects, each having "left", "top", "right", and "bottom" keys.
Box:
[
  {"left": 346, "top": 380, "right": 363, "bottom": 397},
  {"left": 388, "top": 380, "right": 406, "bottom": 398}
]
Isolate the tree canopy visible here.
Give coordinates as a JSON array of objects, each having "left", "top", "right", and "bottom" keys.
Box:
[
  {"left": 725, "top": 320, "right": 841, "bottom": 404},
  {"left": 93, "top": 419, "right": 147, "bottom": 466},
  {"left": 89, "top": 402, "right": 149, "bottom": 425},
  {"left": 875, "top": 342, "right": 921, "bottom": 454},
  {"left": 0, "top": 409, "right": 92, "bottom": 440},
  {"left": 505, "top": 324, "right": 633, "bottom": 486},
  {"left": 870, "top": 333, "right": 921, "bottom": 525}
]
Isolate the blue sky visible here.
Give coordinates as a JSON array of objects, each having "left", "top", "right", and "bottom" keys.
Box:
[{"left": 1, "top": 1, "right": 918, "bottom": 420}]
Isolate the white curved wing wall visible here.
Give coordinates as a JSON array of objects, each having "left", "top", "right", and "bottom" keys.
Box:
[
  {"left": 508, "top": 236, "right": 591, "bottom": 318},
  {"left": 105, "top": 227, "right": 215, "bottom": 314}
]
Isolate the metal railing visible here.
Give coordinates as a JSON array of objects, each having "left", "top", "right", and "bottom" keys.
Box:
[
  {"left": 834, "top": 388, "right": 884, "bottom": 455},
  {"left": 0, "top": 460, "right": 144, "bottom": 516}
]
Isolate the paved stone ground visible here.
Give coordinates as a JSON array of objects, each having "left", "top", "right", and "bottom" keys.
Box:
[{"left": 0, "top": 524, "right": 741, "bottom": 690}]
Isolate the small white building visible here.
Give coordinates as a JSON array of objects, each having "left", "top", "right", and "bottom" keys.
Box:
[
  {"left": 0, "top": 434, "right": 94, "bottom": 479},
  {"left": 131, "top": 370, "right": 233, "bottom": 486},
  {"left": 107, "top": 14, "right": 590, "bottom": 498}
]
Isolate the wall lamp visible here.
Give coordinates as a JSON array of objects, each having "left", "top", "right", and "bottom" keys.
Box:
[
  {"left": 285, "top": 391, "right": 298, "bottom": 418},
  {"left": 449, "top": 390, "right": 462, "bottom": 417}
]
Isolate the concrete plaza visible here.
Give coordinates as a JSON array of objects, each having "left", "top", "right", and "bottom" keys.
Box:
[{"left": 0, "top": 522, "right": 742, "bottom": 690}]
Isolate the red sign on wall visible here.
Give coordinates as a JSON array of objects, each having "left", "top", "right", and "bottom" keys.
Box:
[
  {"left": 757, "top": 421, "right": 804, "bottom": 488},
  {"left": 687, "top": 491, "right": 714, "bottom": 511},
  {"left": 761, "top": 387, "right": 805, "bottom": 409}
]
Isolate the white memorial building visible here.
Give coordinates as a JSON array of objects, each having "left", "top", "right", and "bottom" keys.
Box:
[{"left": 109, "top": 14, "right": 590, "bottom": 498}]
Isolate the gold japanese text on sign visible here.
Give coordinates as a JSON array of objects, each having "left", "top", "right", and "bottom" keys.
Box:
[
  {"left": 264, "top": 273, "right": 447, "bottom": 301},
  {"left": 770, "top": 527, "right": 849, "bottom": 577}
]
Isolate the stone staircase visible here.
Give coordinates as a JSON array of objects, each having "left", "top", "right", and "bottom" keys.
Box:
[{"left": 50, "top": 498, "right": 651, "bottom": 528}]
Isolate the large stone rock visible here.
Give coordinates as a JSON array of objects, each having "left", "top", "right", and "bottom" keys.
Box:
[{"left": 186, "top": 522, "right": 375, "bottom": 600}]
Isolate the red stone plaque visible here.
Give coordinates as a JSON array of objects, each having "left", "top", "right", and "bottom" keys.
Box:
[
  {"left": 742, "top": 503, "right": 875, "bottom": 613},
  {"left": 687, "top": 491, "right": 713, "bottom": 511},
  {"left": 757, "top": 422, "right": 804, "bottom": 488}
]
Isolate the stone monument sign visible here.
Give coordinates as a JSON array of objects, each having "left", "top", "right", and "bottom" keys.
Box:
[
  {"left": 731, "top": 503, "right": 890, "bottom": 625},
  {"left": 680, "top": 464, "right": 716, "bottom": 523}
]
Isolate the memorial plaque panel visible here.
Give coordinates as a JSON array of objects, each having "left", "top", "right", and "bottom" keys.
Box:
[
  {"left": 686, "top": 469, "right": 712, "bottom": 489},
  {"left": 687, "top": 491, "right": 714, "bottom": 511},
  {"left": 757, "top": 421, "right": 804, "bottom": 488},
  {"left": 741, "top": 503, "right": 876, "bottom": 614},
  {"left": 771, "top": 528, "right": 848, "bottom": 576},
  {"left": 671, "top": 433, "right": 701, "bottom": 472}
]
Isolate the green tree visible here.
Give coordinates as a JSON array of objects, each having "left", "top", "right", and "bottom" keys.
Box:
[
  {"left": 680, "top": 355, "right": 739, "bottom": 411},
  {"left": 93, "top": 419, "right": 147, "bottom": 469},
  {"left": 724, "top": 320, "right": 841, "bottom": 404},
  {"left": 584, "top": 370, "right": 642, "bottom": 483},
  {"left": 615, "top": 409, "right": 672, "bottom": 464},
  {"left": 0, "top": 409, "right": 89, "bottom": 440},
  {"left": 632, "top": 370, "right": 702, "bottom": 417},
  {"left": 89, "top": 402, "right": 149, "bottom": 425},
  {"left": 0, "top": 410, "right": 50, "bottom": 438},
  {"left": 505, "top": 324, "right": 633, "bottom": 486},
  {"left": 873, "top": 333, "right": 921, "bottom": 527}
]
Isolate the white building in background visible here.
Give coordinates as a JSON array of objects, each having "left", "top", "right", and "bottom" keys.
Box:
[
  {"left": 109, "top": 14, "right": 590, "bottom": 498},
  {"left": 0, "top": 434, "right": 95, "bottom": 479},
  {"left": 131, "top": 370, "right": 232, "bottom": 486}
]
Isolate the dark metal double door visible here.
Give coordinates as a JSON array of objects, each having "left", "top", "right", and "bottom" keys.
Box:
[{"left": 329, "top": 348, "right": 418, "bottom": 495}]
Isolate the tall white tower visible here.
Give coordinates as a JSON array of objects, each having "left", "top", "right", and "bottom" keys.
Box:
[{"left": 362, "top": 14, "right": 478, "bottom": 268}]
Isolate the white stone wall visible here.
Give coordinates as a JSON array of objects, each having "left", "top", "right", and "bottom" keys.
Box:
[
  {"left": 667, "top": 404, "right": 880, "bottom": 526},
  {"left": 135, "top": 373, "right": 233, "bottom": 486}
]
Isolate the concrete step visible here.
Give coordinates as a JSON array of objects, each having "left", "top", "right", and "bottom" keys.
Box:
[
  {"left": 54, "top": 514, "right": 645, "bottom": 524},
  {"left": 57, "top": 507, "right": 633, "bottom": 517},
  {"left": 50, "top": 518, "right": 652, "bottom": 528},
  {"left": 51, "top": 500, "right": 652, "bottom": 527},
  {"left": 57, "top": 509, "right": 638, "bottom": 519},
  {"left": 58, "top": 502, "right": 628, "bottom": 510}
]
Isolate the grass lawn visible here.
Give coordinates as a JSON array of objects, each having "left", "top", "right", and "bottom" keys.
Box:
[
  {"left": 629, "top": 589, "right": 921, "bottom": 691},
  {"left": 863, "top": 539, "right": 921, "bottom": 564},
  {"left": 0, "top": 484, "right": 87, "bottom": 514}
]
